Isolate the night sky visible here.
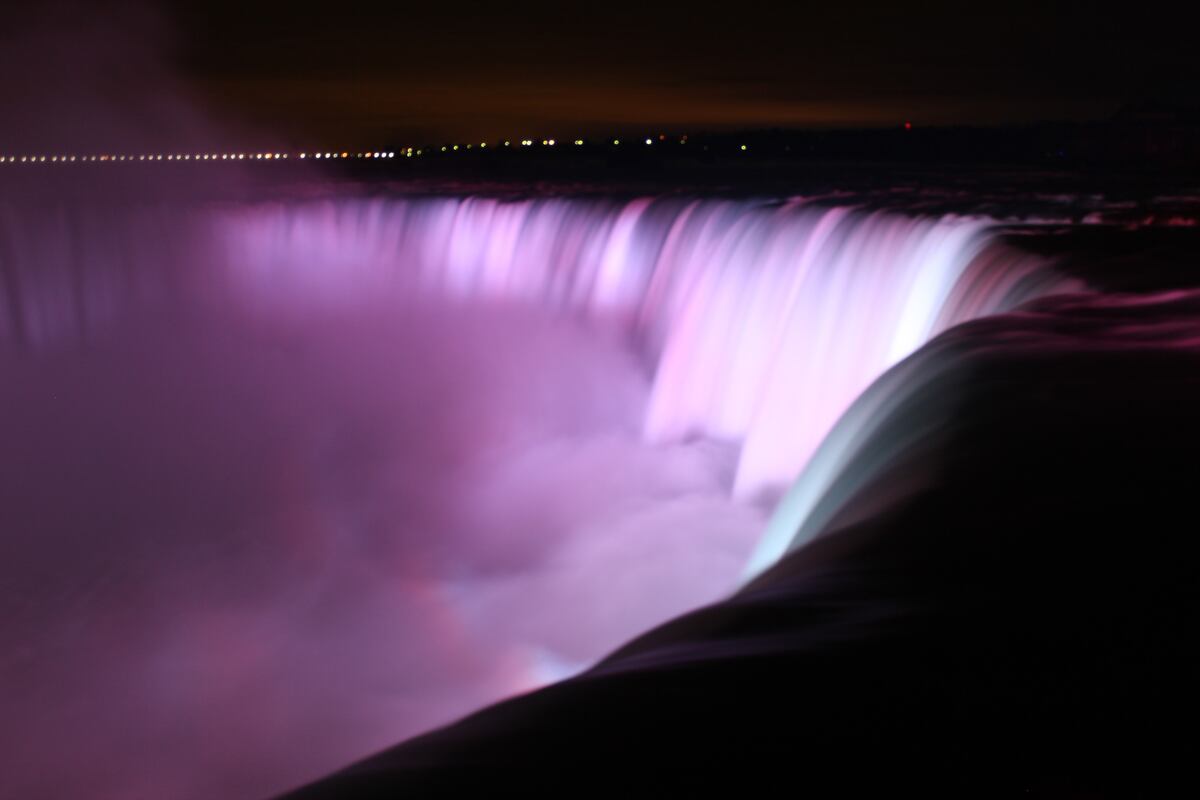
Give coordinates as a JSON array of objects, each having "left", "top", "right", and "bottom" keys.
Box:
[{"left": 4, "top": 0, "right": 1199, "bottom": 147}]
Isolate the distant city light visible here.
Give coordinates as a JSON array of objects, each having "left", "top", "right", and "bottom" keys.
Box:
[{"left": 1, "top": 134, "right": 706, "bottom": 170}]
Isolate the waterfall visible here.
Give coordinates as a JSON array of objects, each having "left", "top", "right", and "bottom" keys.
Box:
[
  {"left": 0, "top": 191, "right": 1078, "bottom": 799},
  {"left": 2, "top": 194, "right": 1066, "bottom": 510},
  {"left": 217, "top": 195, "right": 1066, "bottom": 500}
]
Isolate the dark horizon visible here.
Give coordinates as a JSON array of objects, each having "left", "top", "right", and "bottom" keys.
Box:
[{"left": 3, "top": 0, "right": 1198, "bottom": 150}]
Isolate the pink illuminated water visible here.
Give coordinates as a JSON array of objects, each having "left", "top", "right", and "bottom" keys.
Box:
[
  {"left": 0, "top": 193, "right": 1068, "bottom": 799},
  {"left": 216, "top": 196, "right": 1066, "bottom": 496}
]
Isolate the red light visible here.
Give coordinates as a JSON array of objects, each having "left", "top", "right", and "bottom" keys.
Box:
[{"left": 904, "top": 121, "right": 913, "bottom": 130}]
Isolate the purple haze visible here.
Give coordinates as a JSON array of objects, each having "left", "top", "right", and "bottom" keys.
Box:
[{"left": 1, "top": 288, "right": 770, "bottom": 797}]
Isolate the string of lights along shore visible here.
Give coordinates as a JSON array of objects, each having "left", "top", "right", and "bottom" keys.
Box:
[{"left": 0, "top": 132, "right": 785, "bottom": 165}]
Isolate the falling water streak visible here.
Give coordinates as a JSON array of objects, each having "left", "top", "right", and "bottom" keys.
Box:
[{"left": 0, "top": 195, "right": 1070, "bottom": 571}]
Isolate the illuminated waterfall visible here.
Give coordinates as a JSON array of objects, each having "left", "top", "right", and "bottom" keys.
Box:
[
  {"left": 219, "top": 196, "right": 1066, "bottom": 500},
  {"left": 1, "top": 194, "right": 1067, "bottom": 554},
  {"left": 1, "top": 193, "right": 1082, "bottom": 798}
]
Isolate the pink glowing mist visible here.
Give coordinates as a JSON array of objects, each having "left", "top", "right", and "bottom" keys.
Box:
[{"left": 1, "top": 292, "right": 766, "bottom": 799}]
